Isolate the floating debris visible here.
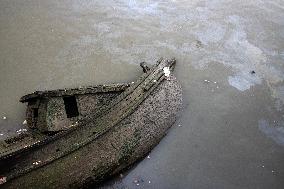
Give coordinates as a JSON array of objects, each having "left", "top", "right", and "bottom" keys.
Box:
[
  {"left": 147, "top": 155, "right": 150, "bottom": 159},
  {"left": 195, "top": 40, "right": 202, "bottom": 48},
  {"left": 133, "top": 177, "right": 144, "bottom": 185},
  {"left": 163, "top": 67, "right": 170, "bottom": 77},
  {"left": 204, "top": 79, "right": 210, "bottom": 83},
  {"left": 23, "top": 120, "right": 27, "bottom": 125},
  {"left": 153, "top": 80, "right": 157, "bottom": 83},
  {"left": 148, "top": 181, "right": 151, "bottom": 184},
  {"left": 250, "top": 70, "right": 256, "bottom": 74},
  {"left": 2, "top": 116, "right": 7, "bottom": 120},
  {"left": 214, "top": 81, "right": 217, "bottom": 84},
  {"left": 178, "top": 124, "right": 182, "bottom": 127},
  {"left": 0, "top": 133, "right": 3, "bottom": 136},
  {"left": 131, "top": 81, "right": 135, "bottom": 84}
]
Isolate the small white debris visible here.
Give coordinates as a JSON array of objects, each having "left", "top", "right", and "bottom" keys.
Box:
[
  {"left": 163, "top": 67, "right": 170, "bottom": 77},
  {"left": 148, "top": 181, "right": 151, "bottom": 184},
  {"left": 136, "top": 183, "right": 140, "bottom": 186},
  {"left": 214, "top": 81, "right": 217, "bottom": 84},
  {"left": 0, "top": 176, "right": 7, "bottom": 185},
  {"left": 2, "top": 116, "right": 6, "bottom": 120},
  {"left": 204, "top": 79, "right": 210, "bottom": 83},
  {"left": 131, "top": 81, "right": 135, "bottom": 84},
  {"left": 262, "top": 165, "right": 265, "bottom": 168},
  {"left": 178, "top": 124, "right": 182, "bottom": 127},
  {"left": 23, "top": 120, "right": 27, "bottom": 125},
  {"left": 0, "top": 133, "right": 3, "bottom": 136},
  {"left": 134, "top": 179, "right": 138, "bottom": 183},
  {"left": 16, "top": 128, "right": 27, "bottom": 134},
  {"left": 32, "top": 160, "right": 41, "bottom": 165},
  {"left": 153, "top": 80, "right": 157, "bottom": 83},
  {"left": 216, "top": 86, "right": 219, "bottom": 89},
  {"left": 147, "top": 155, "right": 150, "bottom": 159},
  {"left": 272, "top": 170, "right": 275, "bottom": 173}
]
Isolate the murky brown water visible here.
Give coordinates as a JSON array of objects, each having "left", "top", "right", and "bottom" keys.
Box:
[{"left": 1, "top": 0, "right": 284, "bottom": 188}]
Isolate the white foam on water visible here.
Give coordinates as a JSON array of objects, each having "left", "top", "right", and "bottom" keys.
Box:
[{"left": 228, "top": 74, "right": 261, "bottom": 91}]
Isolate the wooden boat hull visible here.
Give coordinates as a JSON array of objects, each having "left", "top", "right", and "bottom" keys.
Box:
[{"left": 0, "top": 59, "right": 182, "bottom": 188}]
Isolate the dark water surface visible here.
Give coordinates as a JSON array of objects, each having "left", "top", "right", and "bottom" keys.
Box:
[{"left": 0, "top": 0, "right": 284, "bottom": 188}]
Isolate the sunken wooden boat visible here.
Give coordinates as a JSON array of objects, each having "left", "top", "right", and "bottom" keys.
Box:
[{"left": 0, "top": 58, "right": 182, "bottom": 188}]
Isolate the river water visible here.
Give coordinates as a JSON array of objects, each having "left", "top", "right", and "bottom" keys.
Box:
[{"left": 0, "top": 0, "right": 284, "bottom": 188}]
